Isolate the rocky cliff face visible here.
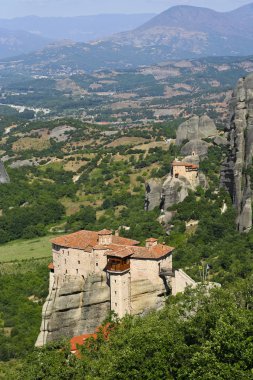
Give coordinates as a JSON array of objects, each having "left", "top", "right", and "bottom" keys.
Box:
[
  {"left": 145, "top": 115, "right": 214, "bottom": 212},
  {"left": 0, "top": 161, "right": 10, "bottom": 184},
  {"left": 36, "top": 274, "right": 111, "bottom": 346},
  {"left": 176, "top": 115, "right": 218, "bottom": 158},
  {"left": 221, "top": 74, "right": 253, "bottom": 232},
  {"left": 145, "top": 165, "right": 207, "bottom": 212},
  {"left": 36, "top": 272, "right": 169, "bottom": 346},
  {"left": 176, "top": 115, "right": 218, "bottom": 146}
]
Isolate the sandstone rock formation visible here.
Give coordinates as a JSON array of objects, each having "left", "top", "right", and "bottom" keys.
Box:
[
  {"left": 176, "top": 115, "right": 218, "bottom": 145},
  {"left": 130, "top": 278, "right": 166, "bottom": 315},
  {"left": 145, "top": 179, "right": 163, "bottom": 211},
  {"left": 221, "top": 74, "right": 253, "bottom": 232},
  {"left": 36, "top": 274, "right": 111, "bottom": 346},
  {"left": 145, "top": 160, "right": 207, "bottom": 211},
  {"left": 0, "top": 161, "right": 10, "bottom": 184},
  {"left": 36, "top": 269, "right": 172, "bottom": 346},
  {"left": 180, "top": 139, "right": 210, "bottom": 157},
  {"left": 145, "top": 177, "right": 187, "bottom": 212},
  {"left": 214, "top": 136, "right": 228, "bottom": 146}
]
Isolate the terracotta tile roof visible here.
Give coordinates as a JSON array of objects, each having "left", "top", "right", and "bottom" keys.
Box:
[
  {"left": 48, "top": 262, "right": 54, "bottom": 270},
  {"left": 131, "top": 244, "right": 174, "bottom": 260},
  {"left": 106, "top": 247, "right": 133, "bottom": 258},
  {"left": 50, "top": 229, "right": 172, "bottom": 259},
  {"left": 107, "top": 244, "right": 174, "bottom": 260},
  {"left": 172, "top": 161, "right": 199, "bottom": 169},
  {"left": 113, "top": 236, "right": 139, "bottom": 246},
  {"left": 51, "top": 230, "right": 139, "bottom": 250},
  {"left": 98, "top": 229, "right": 112, "bottom": 235}
]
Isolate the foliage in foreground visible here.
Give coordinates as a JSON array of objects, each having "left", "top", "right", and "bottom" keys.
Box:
[
  {"left": 20, "top": 278, "right": 253, "bottom": 380},
  {"left": 0, "top": 260, "right": 48, "bottom": 361}
]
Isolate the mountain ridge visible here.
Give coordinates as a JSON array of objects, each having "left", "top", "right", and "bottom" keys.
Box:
[
  {"left": 0, "top": 14, "right": 155, "bottom": 43},
  {"left": 3, "top": 4, "right": 253, "bottom": 67},
  {"left": 0, "top": 28, "right": 51, "bottom": 59}
]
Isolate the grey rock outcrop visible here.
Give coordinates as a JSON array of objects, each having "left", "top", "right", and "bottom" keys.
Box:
[
  {"left": 145, "top": 179, "right": 163, "bottom": 210},
  {"left": 160, "top": 176, "right": 190, "bottom": 211},
  {"left": 36, "top": 270, "right": 169, "bottom": 346},
  {"left": 214, "top": 136, "right": 228, "bottom": 146},
  {"left": 176, "top": 115, "right": 218, "bottom": 145},
  {"left": 145, "top": 163, "right": 207, "bottom": 211},
  {"left": 180, "top": 139, "right": 210, "bottom": 157},
  {"left": 221, "top": 74, "right": 253, "bottom": 232},
  {"left": 130, "top": 279, "right": 166, "bottom": 315},
  {"left": 36, "top": 274, "right": 110, "bottom": 346},
  {"left": 145, "top": 176, "right": 189, "bottom": 211},
  {"left": 0, "top": 161, "right": 10, "bottom": 184}
]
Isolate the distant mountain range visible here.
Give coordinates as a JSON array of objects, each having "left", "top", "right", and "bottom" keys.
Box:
[
  {"left": 112, "top": 4, "right": 253, "bottom": 58},
  {"left": 2, "top": 4, "right": 253, "bottom": 66},
  {"left": 0, "top": 28, "right": 50, "bottom": 59},
  {"left": 0, "top": 14, "right": 154, "bottom": 59}
]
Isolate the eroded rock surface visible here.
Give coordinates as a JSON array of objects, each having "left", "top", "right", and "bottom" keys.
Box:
[
  {"left": 221, "top": 74, "right": 253, "bottom": 232},
  {"left": 0, "top": 161, "right": 10, "bottom": 184},
  {"left": 180, "top": 139, "right": 210, "bottom": 157},
  {"left": 145, "top": 161, "right": 207, "bottom": 211},
  {"left": 36, "top": 274, "right": 110, "bottom": 346},
  {"left": 176, "top": 115, "right": 218, "bottom": 145}
]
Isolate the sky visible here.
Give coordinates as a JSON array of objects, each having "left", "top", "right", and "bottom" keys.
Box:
[{"left": 0, "top": 0, "right": 252, "bottom": 18}]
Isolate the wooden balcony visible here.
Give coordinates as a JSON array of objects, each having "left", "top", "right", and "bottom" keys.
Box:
[
  {"left": 107, "top": 262, "right": 130, "bottom": 273},
  {"left": 159, "top": 268, "right": 175, "bottom": 277}
]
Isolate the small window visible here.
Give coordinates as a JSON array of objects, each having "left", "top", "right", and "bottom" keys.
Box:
[
  {"left": 115, "top": 291, "right": 117, "bottom": 295},
  {"left": 96, "top": 263, "right": 98, "bottom": 267},
  {"left": 76, "top": 269, "right": 78, "bottom": 274},
  {"left": 115, "top": 303, "right": 117, "bottom": 307},
  {"left": 65, "top": 259, "right": 66, "bottom": 264},
  {"left": 115, "top": 280, "right": 117, "bottom": 283},
  {"left": 78, "top": 260, "right": 80, "bottom": 265},
  {"left": 65, "top": 269, "right": 68, "bottom": 274}
]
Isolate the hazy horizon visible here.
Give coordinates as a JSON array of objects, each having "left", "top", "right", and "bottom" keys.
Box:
[{"left": 0, "top": 0, "right": 252, "bottom": 19}]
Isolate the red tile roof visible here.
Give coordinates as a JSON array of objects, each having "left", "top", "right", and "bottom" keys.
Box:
[
  {"left": 51, "top": 230, "right": 139, "bottom": 250},
  {"left": 131, "top": 244, "right": 174, "bottom": 259},
  {"left": 106, "top": 244, "right": 174, "bottom": 260},
  {"left": 51, "top": 230, "right": 173, "bottom": 260},
  {"left": 106, "top": 247, "right": 134, "bottom": 258}
]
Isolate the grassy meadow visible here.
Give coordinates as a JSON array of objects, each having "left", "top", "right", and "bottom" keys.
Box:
[{"left": 0, "top": 235, "right": 55, "bottom": 263}]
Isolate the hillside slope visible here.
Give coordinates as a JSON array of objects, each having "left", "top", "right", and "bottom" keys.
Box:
[
  {"left": 0, "top": 28, "right": 50, "bottom": 59},
  {"left": 111, "top": 4, "right": 253, "bottom": 58}
]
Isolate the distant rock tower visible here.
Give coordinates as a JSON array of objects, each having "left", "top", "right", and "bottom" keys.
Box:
[
  {"left": 0, "top": 161, "right": 10, "bottom": 184},
  {"left": 221, "top": 74, "right": 253, "bottom": 232}
]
